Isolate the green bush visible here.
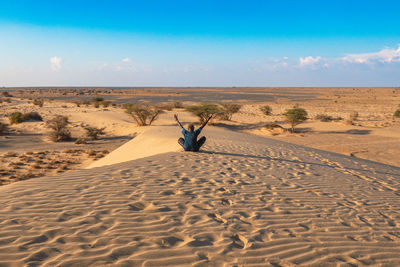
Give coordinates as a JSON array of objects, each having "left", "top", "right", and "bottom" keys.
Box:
[
  {"left": 283, "top": 107, "right": 308, "bottom": 133},
  {"left": 315, "top": 114, "right": 333, "bottom": 122},
  {"left": 0, "top": 122, "right": 7, "bottom": 135},
  {"left": 91, "top": 96, "right": 104, "bottom": 102},
  {"left": 84, "top": 126, "right": 106, "bottom": 140},
  {"left": 394, "top": 109, "right": 400, "bottom": 118},
  {"left": 46, "top": 115, "right": 71, "bottom": 142},
  {"left": 123, "top": 103, "right": 164, "bottom": 126},
  {"left": 185, "top": 103, "right": 222, "bottom": 123},
  {"left": 218, "top": 103, "right": 241, "bottom": 121},
  {"left": 260, "top": 105, "right": 272, "bottom": 116},
  {"left": 9, "top": 112, "right": 24, "bottom": 124},
  {"left": 33, "top": 98, "right": 44, "bottom": 107}
]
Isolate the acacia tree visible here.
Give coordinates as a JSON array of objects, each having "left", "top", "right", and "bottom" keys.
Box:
[
  {"left": 283, "top": 107, "right": 308, "bottom": 133},
  {"left": 123, "top": 103, "right": 164, "bottom": 126},
  {"left": 218, "top": 103, "right": 241, "bottom": 121},
  {"left": 185, "top": 103, "right": 222, "bottom": 123}
]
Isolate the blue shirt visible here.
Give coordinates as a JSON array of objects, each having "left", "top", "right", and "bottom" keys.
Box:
[{"left": 182, "top": 128, "right": 202, "bottom": 151}]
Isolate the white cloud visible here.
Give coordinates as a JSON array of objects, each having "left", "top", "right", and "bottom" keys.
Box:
[
  {"left": 50, "top": 56, "right": 62, "bottom": 71},
  {"left": 342, "top": 45, "right": 400, "bottom": 64},
  {"left": 299, "top": 56, "right": 322, "bottom": 66},
  {"left": 122, "top": 57, "right": 131, "bottom": 63}
]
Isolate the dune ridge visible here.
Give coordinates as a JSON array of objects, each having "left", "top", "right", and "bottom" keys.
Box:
[{"left": 1, "top": 127, "right": 400, "bottom": 266}]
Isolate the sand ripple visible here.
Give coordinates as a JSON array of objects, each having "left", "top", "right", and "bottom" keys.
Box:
[{"left": 1, "top": 127, "right": 400, "bottom": 266}]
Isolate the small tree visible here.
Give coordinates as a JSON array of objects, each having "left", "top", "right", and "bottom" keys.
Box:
[
  {"left": 283, "top": 107, "right": 308, "bottom": 133},
  {"left": 350, "top": 111, "right": 359, "bottom": 121},
  {"left": 46, "top": 115, "right": 71, "bottom": 142},
  {"left": 260, "top": 105, "right": 272, "bottom": 116},
  {"left": 185, "top": 103, "right": 222, "bottom": 123},
  {"left": 218, "top": 103, "right": 241, "bottom": 121},
  {"left": 84, "top": 126, "right": 106, "bottom": 140},
  {"left": 394, "top": 109, "right": 400, "bottom": 118},
  {"left": 123, "top": 103, "right": 164, "bottom": 126},
  {"left": 9, "top": 112, "right": 24, "bottom": 124}
]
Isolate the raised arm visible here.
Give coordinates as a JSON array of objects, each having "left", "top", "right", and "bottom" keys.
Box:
[
  {"left": 174, "top": 114, "right": 184, "bottom": 129},
  {"left": 200, "top": 115, "right": 213, "bottom": 129}
]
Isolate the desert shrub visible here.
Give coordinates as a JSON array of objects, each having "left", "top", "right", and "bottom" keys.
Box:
[
  {"left": 83, "top": 126, "right": 106, "bottom": 140},
  {"left": 173, "top": 101, "right": 184, "bottom": 108},
  {"left": 350, "top": 111, "right": 359, "bottom": 121},
  {"left": 218, "top": 103, "right": 241, "bottom": 121},
  {"left": 123, "top": 103, "right": 164, "bottom": 126},
  {"left": 101, "top": 100, "right": 112, "bottom": 108},
  {"left": 394, "top": 109, "right": 400, "bottom": 118},
  {"left": 260, "top": 105, "right": 272, "bottom": 116},
  {"left": 2, "top": 91, "right": 11, "bottom": 97},
  {"left": 46, "top": 115, "right": 71, "bottom": 142},
  {"left": 185, "top": 103, "right": 222, "bottom": 123},
  {"left": 33, "top": 98, "right": 44, "bottom": 107},
  {"left": 91, "top": 96, "right": 104, "bottom": 102},
  {"left": 315, "top": 114, "right": 333, "bottom": 122},
  {"left": 283, "top": 107, "right": 308, "bottom": 133},
  {"left": 9, "top": 112, "right": 24, "bottom": 124},
  {"left": 0, "top": 122, "right": 7, "bottom": 135},
  {"left": 22, "top": 112, "right": 43, "bottom": 122}
]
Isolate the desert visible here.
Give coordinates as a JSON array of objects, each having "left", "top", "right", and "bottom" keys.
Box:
[{"left": 1, "top": 87, "right": 400, "bottom": 266}]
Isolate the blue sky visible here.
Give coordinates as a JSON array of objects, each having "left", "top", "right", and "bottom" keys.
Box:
[{"left": 0, "top": 0, "right": 399, "bottom": 86}]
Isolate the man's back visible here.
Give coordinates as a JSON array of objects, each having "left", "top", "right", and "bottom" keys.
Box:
[{"left": 182, "top": 128, "right": 201, "bottom": 151}]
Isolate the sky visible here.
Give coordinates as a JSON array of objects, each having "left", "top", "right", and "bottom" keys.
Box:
[{"left": 0, "top": 0, "right": 400, "bottom": 87}]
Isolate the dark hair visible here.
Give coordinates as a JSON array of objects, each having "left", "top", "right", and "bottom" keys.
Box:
[{"left": 188, "top": 124, "right": 194, "bottom": 132}]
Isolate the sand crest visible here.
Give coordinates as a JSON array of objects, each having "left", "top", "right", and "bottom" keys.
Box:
[{"left": 1, "top": 126, "right": 400, "bottom": 266}]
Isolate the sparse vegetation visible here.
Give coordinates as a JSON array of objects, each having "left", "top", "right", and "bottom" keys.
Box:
[
  {"left": 260, "top": 105, "right": 272, "bottom": 116},
  {"left": 33, "top": 98, "right": 44, "bottom": 107},
  {"left": 22, "top": 112, "right": 43, "bottom": 122},
  {"left": 218, "top": 103, "right": 241, "bottom": 121},
  {"left": 9, "top": 112, "right": 24, "bottom": 124},
  {"left": 9, "top": 111, "right": 43, "bottom": 124},
  {"left": 123, "top": 103, "right": 164, "bottom": 126},
  {"left": 315, "top": 114, "right": 334, "bottom": 122},
  {"left": 185, "top": 103, "right": 222, "bottom": 123},
  {"left": 283, "top": 107, "right": 308, "bottom": 133},
  {"left": 46, "top": 115, "right": 71, "bottom": 142},
  {"left": 394, "top": 109, "right": 400, "bottom": 118},
  {"left": 84, "top": 126, "right": 106, "bottom": 140}
]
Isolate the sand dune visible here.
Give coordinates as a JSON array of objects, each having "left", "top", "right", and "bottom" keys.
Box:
[{"left": 1, "top": 126, "right": 400, "bottom": 266}]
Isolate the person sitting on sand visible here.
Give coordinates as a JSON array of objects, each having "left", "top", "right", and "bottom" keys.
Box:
[{"left": 174, "top": 114, "right": 212, "bottom": 152}]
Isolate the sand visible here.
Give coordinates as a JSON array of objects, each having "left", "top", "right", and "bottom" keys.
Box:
[{"left": 1, "top": 126, "right": 400, "bottom": 266}]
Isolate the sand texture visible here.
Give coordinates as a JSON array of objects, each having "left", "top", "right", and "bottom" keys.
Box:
[{"left": 1, "top": 126, "right": 400, "bottom": 266}]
